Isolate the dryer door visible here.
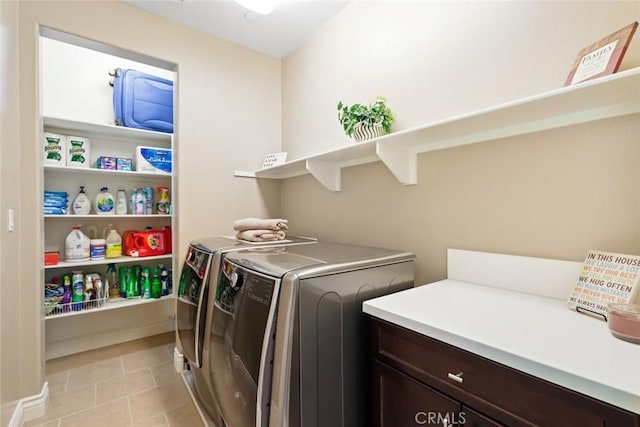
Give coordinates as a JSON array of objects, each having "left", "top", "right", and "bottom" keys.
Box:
[
  {"left": 176, "top": 244, "right": 212, "bottom": 368},
  {"left": 209, "top": 259, "right": 281, "bottom": 427}
]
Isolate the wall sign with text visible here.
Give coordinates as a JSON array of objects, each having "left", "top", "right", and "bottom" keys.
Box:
[
  {"left": 565, "top": 21, "right": 638, "bottom": 86},
  {"left": 262, "top": 152, "right": 288, "bottom": 169}
]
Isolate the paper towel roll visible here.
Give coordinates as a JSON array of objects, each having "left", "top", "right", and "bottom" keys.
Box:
[
  {"left": 43, "top": 132, "right": 67, "bottom": 166},
  {"left": 66, "top": 136, "right": 91, "bottom": 168}
]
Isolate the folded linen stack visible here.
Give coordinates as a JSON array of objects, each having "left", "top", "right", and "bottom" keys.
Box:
[{"left": 233, "top": 217, "right": 288, "bottom": 242}]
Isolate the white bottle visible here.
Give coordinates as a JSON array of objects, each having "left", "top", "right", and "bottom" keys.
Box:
[
  {"left": 105, "top": 229, "right": 122, "bottom": 258},
  {"left": 71, "top": 186, "right": 91, "bottom": 215},
  {"left": 94, "top": 187, "right": 115, "bottom": 215},
  {"left": 65, "top": 225, "right": 90, "bottom": 262},
  {"left": 115, "top": 190, "right": 127, "bottom": 215},
  {"left": 134, "top": 189, "right": 146, "bottom": 215}
]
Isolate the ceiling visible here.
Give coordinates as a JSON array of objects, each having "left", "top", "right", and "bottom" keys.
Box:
[{"left": 123, "top": 0, "right": 350, "bottom": 58}]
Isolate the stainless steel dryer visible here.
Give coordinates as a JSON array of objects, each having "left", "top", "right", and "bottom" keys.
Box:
[
  {"left": 175, "top": 236, "right": 316, "bottom": 424},
  {"left": 207, "top": 242, "right": 415, "bottom": 427}
]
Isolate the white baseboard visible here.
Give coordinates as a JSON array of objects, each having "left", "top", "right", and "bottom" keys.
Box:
[
  {"left": 45, "top": 321, "right": 174, "bottom": 360},
  {"left": 7, "top": 382, "right": 49, "bottom": 427}
]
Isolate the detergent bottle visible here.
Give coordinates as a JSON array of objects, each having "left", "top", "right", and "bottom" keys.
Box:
[
  {"left": 163, "top": 226, "right": 172, "bottom": 254},
  {"left": 132, "top": 229, "right": 166, "bottom": 257},
  {"left": 105, "top": 229, "right": 122, "bottom": 258}
]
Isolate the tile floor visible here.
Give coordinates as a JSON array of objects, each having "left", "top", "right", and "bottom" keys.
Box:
[{"left": 25, "top": 332, "right": 205, "bottom": 427}]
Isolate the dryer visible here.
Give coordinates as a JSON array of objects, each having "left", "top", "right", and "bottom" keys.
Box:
[
  {"left": 207, "top": 242, "right": 415, "bottom": 426},
  {"left": 175, "top": 236, "right": 316, "bottom": 423}
]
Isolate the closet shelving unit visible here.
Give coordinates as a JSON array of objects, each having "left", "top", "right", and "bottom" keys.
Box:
[
  {"left": 235, "top": 67, "right": 640, "bottom": 192},
  {"left": 42, "top": 116, "right": 175, "bottom": 319}
]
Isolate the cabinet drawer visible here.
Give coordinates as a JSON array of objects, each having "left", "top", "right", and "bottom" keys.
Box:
[
  {"left": 462, "top": 406, "right": 505, "bottom": 427},
  {"left": 372, "top": 318, "right": 639, "bottom": 427},
  {"left": 374, "top": 360, "right": 460, "bottom": 427}
]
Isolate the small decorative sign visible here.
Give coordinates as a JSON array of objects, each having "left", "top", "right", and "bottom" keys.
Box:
[
  {"left": 567, "top": 250, "right": 640, "bottom": 320},
  {"left": 262, "top": 152, "right": 287, "bottom": 169},
  {"left": 565, "top": 22, "right": 638, "bottom": 86}
]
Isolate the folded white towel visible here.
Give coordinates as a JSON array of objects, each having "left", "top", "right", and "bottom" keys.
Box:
[
  {"left": 233, "top": 217, "right": 288, "bottom": 232},
  {"left": 235, "top": 229, "right": 286, "bottom": 242}
]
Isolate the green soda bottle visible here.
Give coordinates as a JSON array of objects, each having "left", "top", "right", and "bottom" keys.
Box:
[
  {"left": 141, "top": 267, "right": 151, "bottom": 299},
  {"left": 151, "top": 266, "right": 162, "bottom": 299},
  {"left": 127, "top": 265, "right": 139, "bottom": 298},
  {"left": 118, "top": 266, "right": 127, "bottom": 298}
]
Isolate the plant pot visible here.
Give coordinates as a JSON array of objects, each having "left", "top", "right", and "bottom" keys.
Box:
[{"left": 352, "top": 123, "right": 385, "bottom": 143}]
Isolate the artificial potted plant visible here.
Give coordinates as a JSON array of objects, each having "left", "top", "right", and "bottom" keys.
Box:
[{"left": 337, "top": 96, "right": 395, "bottom": 142}]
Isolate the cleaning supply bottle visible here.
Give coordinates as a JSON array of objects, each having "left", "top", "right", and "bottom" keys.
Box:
[
  {"left": 105, "top": 229, "right": 122, "bottom": 258},
  {"left": 115, "top": 189, "right": 127, "bottom": 215},
  {"left": 141, "top": 267, "right": 151, "bottom": 299},
  {"left": 106, "top": 264, "right": 119, "bottom": 299},
  {"left": 156, "top": 186, "right": 170, "bottom": 214},
  {"left": 151, "top": 266, "right": 162, "bottom": 299},
  {"left": 134, "top": 189, "right": 146, "bottom": 215},
  {"left": 128, "top": 265, "right": 140, "bottom": 298},
  {"left": 65, "top": 226, "right": 90, "bottom": 262},
  {"left": 94, "top": 187, "right": 115, "bottom": 215},
  {"left": 62, "top": 274, "right": 72, "bottom": 312},
  {"left": 71, "top": 186, "right": 91, "bottom": 215},
  {"left": 159, "top": 264, "right": 169, "bottom": 296},
  {"left": 118, "top": 266, "right": 128, "bottom": 298},
  {"left": 84, "top": 274, "right": 97, "bottom": 301},
  {"left": 71, "top": 271, "right": 84, "bottom": 311}
]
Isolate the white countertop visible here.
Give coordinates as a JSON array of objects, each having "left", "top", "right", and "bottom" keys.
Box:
[{"left": 363, "top": 279, "right": 640, "bottom": 414}]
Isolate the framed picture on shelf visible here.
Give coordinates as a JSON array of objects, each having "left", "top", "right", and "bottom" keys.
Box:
[{"left": 564, "top": 21, "right": 638, "bottom": 86}]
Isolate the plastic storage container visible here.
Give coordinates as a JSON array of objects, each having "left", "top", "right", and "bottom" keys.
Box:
[
  {"left": 90, "top": 239, "right": 106, "bottom": 260},
  {"left": 607, "top": 303, "right": 640, "bottom": 344}
]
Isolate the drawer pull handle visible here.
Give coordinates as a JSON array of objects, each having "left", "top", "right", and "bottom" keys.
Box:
[{"left": 447, "top": 372, "right": 463, "bottom": 383}]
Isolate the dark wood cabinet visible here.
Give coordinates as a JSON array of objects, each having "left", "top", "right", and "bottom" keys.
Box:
[
  {"left": 371, "top": 318, "right": 640, "bottom": 427},
  {"left": 461, "top": 406, "right": 505, "bottom": 427},
  {"left": 375, "top": 360, "right": 461, "bottom": 427}
]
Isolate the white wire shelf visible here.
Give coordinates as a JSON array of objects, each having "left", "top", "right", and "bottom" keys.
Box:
[{"left": 44, "top": 294, "right": 174, "bottom": 319}]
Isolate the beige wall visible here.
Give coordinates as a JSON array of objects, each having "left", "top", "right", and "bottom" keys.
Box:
[
  {"left": 3, "top": 0, "right": 640, "bottom": 420},
  {"left": 4, "top": 0, "right": 282, "bottom": 414},
  {"left": 281, "top": 1, "right": 640, "bottom": 285}
]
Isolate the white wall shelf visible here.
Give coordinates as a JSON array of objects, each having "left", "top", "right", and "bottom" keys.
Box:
[
  {"left": 44, "top": 254, "right": 173, "bottom": 269},
  {"left": 44, "top": 165, "right": 171, "bottom": 179},
  {"left": 43, "top": 116, "right": 172, "bottom": 143},
  {"left": 44, "top": 214, "right": 171, "bottom": 219},
  {"left": 234, "top": 67, "right": 640, "bottom": 192}
]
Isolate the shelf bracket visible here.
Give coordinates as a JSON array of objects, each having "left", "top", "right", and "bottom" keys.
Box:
[
  {"left": 376, "top": 134, "right": 417, "bottom": 186},
  {"left": 306, "top": 159, "right": 341, "bottom": 192}
]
